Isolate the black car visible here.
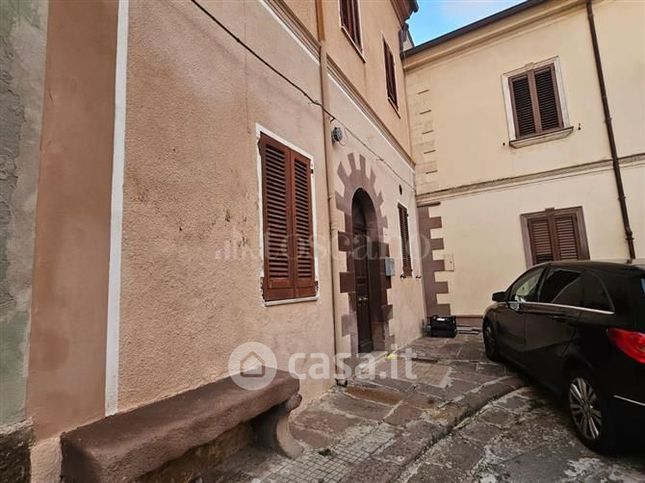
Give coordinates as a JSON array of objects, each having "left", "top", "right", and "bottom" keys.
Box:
[{"left": 482, "top": 260, "right": 645, "bottom": 452}]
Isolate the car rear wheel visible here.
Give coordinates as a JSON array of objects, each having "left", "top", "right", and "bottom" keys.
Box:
[
  {"left": 483, "top": 320, "right": 500, "bottom": 362},
  {"left": 567, "top": 370, "right": 617, "bottom": 453}
]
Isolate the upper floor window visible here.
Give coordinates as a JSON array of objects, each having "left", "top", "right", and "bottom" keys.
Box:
[
  {"left": 503, "top": 58, "right": 570, "bottom": 145},
  {"left": 384, "top": 40, "right": 398, "bottom": 108},
  {"left": 510, "top": 63, "right": 562, "bottom": 137},
  {"left": 259, "top": 133, "right": 316, "bottom": 302},
  {"left": 340, "top": 0, "right": 361, "bottom": 50}
]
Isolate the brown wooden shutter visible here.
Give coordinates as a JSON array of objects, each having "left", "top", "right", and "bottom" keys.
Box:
[
  {"left": 350, "top": 0, "right": 361, "bottom": 47},
  {"left": 291, "top": 153, "right": 316, "bottom": 297},
  {"left": 527, "top": 217, "right": 554, "bottom": 264},
  {"left": 340, "top": 0, "right": 351, "bottom": 35},
  {"left": 384, "top": 40, "right": 397, "bottom": 107},
  {"left": 510, "top": 64, "right": 563, "bottom": 138},
  {"left": 510, "top": 75, "right": 536, "bottom": 137},
  {"left": 534, "top": 66, "right": 561, "bottom": 131},
  {"left": 340, "top": 0, "right": 361, "bottom": 47},
  {"left": 554, "top": 214, "right": 580, "bottom": 260},
  {"left": 260, "top": 133, "right": 316, "bottom": 301},
  {"left": 523, "top": 208, "right": 589, "bottom": 266},
  {"left": 398, "top": 204, "right": 412, "bottom": 276},
  {"left": 261, "top": 134, "right": 293, "bottom": 300}
]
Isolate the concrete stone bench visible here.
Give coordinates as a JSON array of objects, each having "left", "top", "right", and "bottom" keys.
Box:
[{"left": 60, "top": 370, "right": 302, "bottom": 482}]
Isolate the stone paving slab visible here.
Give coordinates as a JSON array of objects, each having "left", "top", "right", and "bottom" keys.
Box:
[
  {"left": 397, "top": 387, "right": 645, "bottom": 483},
  {"left": 199, "top": 334, "right": 528, "bottom": 483}
]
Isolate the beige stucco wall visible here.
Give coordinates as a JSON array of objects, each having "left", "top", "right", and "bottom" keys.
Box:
[
  {"left": 118, "top": 0, "right": 335, "bottom": 412},
  {"left": 593, "top": 0, "right": 645, "bottom": 158},
  {"left": 284, "top": 0, "right": 318, "bottom": 37},
  {"left": 406, "top": 0, "right": 645, "bottom": 194},
  {"left": 322, "top": 0, "right": 412, "bottom": 154},
  {"left": 424, "top": 162, "right": 645, "bottom": 316}
]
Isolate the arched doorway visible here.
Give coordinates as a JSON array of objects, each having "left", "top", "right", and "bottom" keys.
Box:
[{"left": 351, "top": 189, "right": 383, "bottom": 353}]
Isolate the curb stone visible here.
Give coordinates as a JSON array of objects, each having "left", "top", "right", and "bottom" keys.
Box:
[{"left": 339, "top": 376, "right": 527, "bottom": 483}]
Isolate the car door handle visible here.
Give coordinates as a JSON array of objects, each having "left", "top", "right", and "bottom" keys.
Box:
[{"left": 552, "top": 315, "right": 569, "bottom": 322}]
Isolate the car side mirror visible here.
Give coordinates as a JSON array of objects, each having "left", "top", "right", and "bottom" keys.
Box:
[{"left": 492, "top": 291, "right": 506, "bottom": 303}]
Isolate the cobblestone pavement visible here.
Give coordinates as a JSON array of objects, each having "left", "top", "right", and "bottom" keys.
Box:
[
  {"left": 201, "top": 333, "right": 528, "bottom": 483},
  {"left": 397, "top": 386, "right": 645, "bottom": 483}
]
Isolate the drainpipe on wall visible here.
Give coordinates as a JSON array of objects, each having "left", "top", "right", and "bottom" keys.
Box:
[
  {"left": 315, "top": 0, "right": 345, "bottom": 384},
  {"left": 586, "top": 0, "right": 636, "bottom": 259}
]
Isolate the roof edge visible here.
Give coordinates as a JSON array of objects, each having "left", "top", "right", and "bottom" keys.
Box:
[
  {"left": 404, "top": 0, "right": 548, "bottom": 57},
  {"left": 392, "top": 0, "right": 420, "bottom": 24}
]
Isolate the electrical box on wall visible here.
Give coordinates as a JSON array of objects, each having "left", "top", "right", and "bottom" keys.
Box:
[{"left": 384, "top": 257, "right": 396, "bottom": 277}]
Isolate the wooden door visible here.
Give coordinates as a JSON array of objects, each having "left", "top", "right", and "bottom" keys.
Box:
[{"left": 353, "top": 208, "right": 373, "bottom": 353}]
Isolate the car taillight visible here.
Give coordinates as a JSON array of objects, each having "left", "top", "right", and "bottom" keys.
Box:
[{"left": 608, "top": 328, "right": 645, "bottom": 364}]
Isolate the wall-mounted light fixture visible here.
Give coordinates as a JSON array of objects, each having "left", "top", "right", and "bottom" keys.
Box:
[{"left": 331, "top": 126, "right": 344, "bottom": 144}]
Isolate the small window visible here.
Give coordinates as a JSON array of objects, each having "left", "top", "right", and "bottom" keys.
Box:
[
  {"left": 509, "top": 63, "right": 563, "bottom": 138},
  {"left": 398, "top": 204, "right": 412, "bottom": 277},
  {"left": 383, "top": 40, "right": 398, "bottom": 108},
  {"left": 583, "top": 273, "right": 613, "bottom": 312},
  {"left": 510, "top": 267, "right": 543, "bottom": 303},
  {"left": 259, "top": 133, "right": 316, "bottom": 301},
  {"left": 521, "top": 207, "right": 589, "bottom": 266},
  {"left": 539, "top": 269, "right": 583, "bottom": 307},
  {"left": 339, "top": 0, "right": 361, "bottom": 49}
]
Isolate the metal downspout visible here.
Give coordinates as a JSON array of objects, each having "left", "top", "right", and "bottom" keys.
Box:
[
  {"left": 586, "top": 0, "right": 636, "bottom": 259},
  {"left": 316, "top": 0, "right": 345, "bottom": 383}
]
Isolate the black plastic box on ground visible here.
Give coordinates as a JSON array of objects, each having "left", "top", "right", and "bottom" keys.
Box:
[{"left": 425, "top": 315, "right": 457, "bottom": 338}]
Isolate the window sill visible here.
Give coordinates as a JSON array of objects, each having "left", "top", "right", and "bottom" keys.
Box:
[
  {"left": 264, "top": 295, "right": 319, "bottom": 307},
  {"left": 510, "top": 126, "right": 574, "bottom": 148},
  {"left": 341, "top": 26, "right": 365, "bottom": 63}
]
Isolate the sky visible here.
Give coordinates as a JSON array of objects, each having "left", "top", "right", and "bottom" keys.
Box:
[{"left": 408, "top": 0, "right": 526, "bottom": 45}]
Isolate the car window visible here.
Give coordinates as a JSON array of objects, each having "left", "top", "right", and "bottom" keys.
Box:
[
  {"left": 539, "top": 269, "right": 583, "bottom": 307},
  {"left": 583, "top": 273, "right": 613, "bottom": 312},
  {"left": 510, "top": 268, "right": 543, "bottom": 303}
]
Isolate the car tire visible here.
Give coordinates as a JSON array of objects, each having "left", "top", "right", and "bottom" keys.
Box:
[
  {"left": 566, "top": 369, "right": 617, "bottom": 453},
  {"left": 483, "top": 320, "right": 501, "bottom": 362}
]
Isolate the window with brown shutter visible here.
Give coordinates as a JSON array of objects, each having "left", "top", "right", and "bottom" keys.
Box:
[
  {"left": 521, "top": 207, "right": 589, "bottom": 266},
  {"left": 340, "top": 0, "right": 361, "bottom": 50},
  {"left": 398, "top": 204, "right": 412, "bottom": 277},
  {"left": 260, "top": 133, "right": 316, "bottom": 301},
  {"left": 384, "top": 40, "right": 398, "bottom": 108},
  {"left": 510, "top": 64, "right": 563, "bottom": 138}
]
